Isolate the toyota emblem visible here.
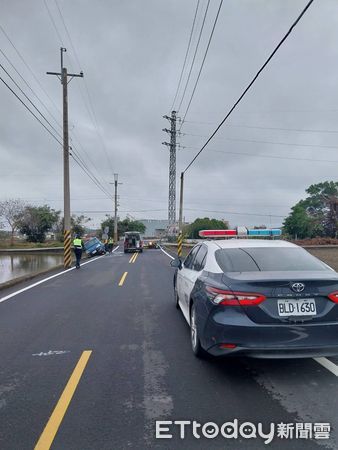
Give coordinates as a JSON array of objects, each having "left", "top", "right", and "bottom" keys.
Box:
[{"left": 291, "top": 282, "right": 305, "bottom": 293}]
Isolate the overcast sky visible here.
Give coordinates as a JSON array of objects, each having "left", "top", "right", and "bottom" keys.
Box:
[{"left": 1, "top": 0, "right": 338, "bottom": 229}]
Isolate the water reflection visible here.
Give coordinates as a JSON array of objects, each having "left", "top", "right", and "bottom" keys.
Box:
[{"left": 0, "top": 253, "right": 64, "bottom": 284}]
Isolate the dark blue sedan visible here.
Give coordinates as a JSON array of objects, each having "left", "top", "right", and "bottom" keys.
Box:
[
  {"left": 84, "top": 237, "right": 106, "bottom": 257},
  {"left": 171, "top": 239, "right": 338, "bottom": 358}
]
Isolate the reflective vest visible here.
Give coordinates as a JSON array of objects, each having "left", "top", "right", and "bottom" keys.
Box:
[{"left": 73, "top": 238, "right": 82, "bottom": 247}]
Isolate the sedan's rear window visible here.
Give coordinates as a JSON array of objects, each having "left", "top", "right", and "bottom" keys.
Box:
[{"left": 215, "top": 247, "right": 329, "bottom": 272}]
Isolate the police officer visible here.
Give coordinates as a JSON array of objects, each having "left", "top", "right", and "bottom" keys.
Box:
[
  {"left": 104, "top": 238, "right": 109, "bottom": 253},
  {"left": 108, "top": 236, "right": 114, "bottom": 253},
  {"left": 73, "top": 234, "right": 83, "bottom": 269}
]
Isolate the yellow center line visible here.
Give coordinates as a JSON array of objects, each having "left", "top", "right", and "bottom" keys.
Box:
[
  {"left": 128, "top": 253, "right": 136, "bottom": 263},
  {"left": 118, "top": 271, "right": 128, "bottom": 286},
  {"left": 132, "top": 252, "right": 139, "bottom": 263},
  {"left": 34, "top": 350, "right": 92, "bottom": 450}
]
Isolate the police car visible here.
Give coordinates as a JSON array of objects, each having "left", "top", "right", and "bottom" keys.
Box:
[{"left": 171, "top": 228, "right": 338, "bottom": 359}]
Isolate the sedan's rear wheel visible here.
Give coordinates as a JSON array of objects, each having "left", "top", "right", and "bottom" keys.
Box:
[{"left": 190, "top": 304, "right": 205, "bottom": 358}]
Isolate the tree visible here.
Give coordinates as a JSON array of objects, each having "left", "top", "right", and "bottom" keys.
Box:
[
  {"left": 283, "top": 202, "right": 318, "bottom": 239},
  {"left": 283, "top": 181, "right": 338, "bottom": 239},
  {"left": 305, "top": 181, "right": 338, "bottom": 237},
  {"left": 186, "top": 217, "right": 228, "bottom": 239},
  {"left": 0, "top": 199, "right": 25, "bottom": 245},
  {"left": 100, "top": 216, "right": 146, "bottom": 239},
  {"left": 101, "top": 216, "right": 115, "bottom": 237},
  {"left": 18, "top": 205, "right": 60, "bottom": 243},
  {"left": 54, "top": 215, "right": 91, "bottom": 240},
  {"left": 71, "top": 215, "right": 91, "bottom": 237},
  {"left": 118, "top": 218, "right": 146, "bottom": 235}
]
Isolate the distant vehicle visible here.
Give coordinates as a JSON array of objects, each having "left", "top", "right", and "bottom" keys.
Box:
[
  {"left": 171, "top": 230, "right": 338, "bottom": 359},
  {"left": 124, "top": 232, "right": 143, "bottom": 253},
  {"left": 144, "top": 239, "right": 159, "bottom": 249},
  {"left": 84, "top": 237, "right": 106, "bottom": 257}
]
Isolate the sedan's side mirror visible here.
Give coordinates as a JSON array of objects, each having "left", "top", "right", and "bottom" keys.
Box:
[{"left": 170, "top": 258, "right": 182, "bottom": 270}]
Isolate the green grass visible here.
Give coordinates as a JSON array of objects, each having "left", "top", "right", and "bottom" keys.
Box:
[{"left": 0, "top": 240, "right": 64, "bottom": 249}]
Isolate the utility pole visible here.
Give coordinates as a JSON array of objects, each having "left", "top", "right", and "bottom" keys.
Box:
[
  {"left": 178, "top": 171, "right": 184, "bottom": 232},
  {"left": 110, "top": 174, "right": 122, "bottom": 243},
  {"left": 47, "top": 48, "right": 83, "bottom": 269},
  {"left": 114, "top": 173, "right": 118, "bottom": 243},
  {"left": 177, "top": 171, "right": 184, "bottom": 258},
  {"left": 162, "top": 111, "right": 177, "bottom": 230}
]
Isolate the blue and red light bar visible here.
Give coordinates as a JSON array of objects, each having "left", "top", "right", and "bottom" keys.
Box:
[
  {"left": 199, "top": 228, "right": 281, "bottom": 238},
  {"left": 199, "top": 229, "right": 237, "bottom": 237}
]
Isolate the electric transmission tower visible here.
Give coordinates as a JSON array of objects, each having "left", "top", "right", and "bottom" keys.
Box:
[{"left": 162, "top": 111, "right": 178, "bottom": 227}]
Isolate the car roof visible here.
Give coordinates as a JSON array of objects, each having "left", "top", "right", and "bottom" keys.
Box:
[{"left": 203, "top": 239, "right": 298, "bottom": 250}]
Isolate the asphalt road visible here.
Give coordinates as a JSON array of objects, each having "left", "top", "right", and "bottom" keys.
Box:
[{"left": 0, "top": 246, "right": 338, "bottom": 450}]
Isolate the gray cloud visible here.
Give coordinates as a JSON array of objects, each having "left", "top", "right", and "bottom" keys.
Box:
[{"left": 1, "top": 0, "right": 337, "bottom": 229}]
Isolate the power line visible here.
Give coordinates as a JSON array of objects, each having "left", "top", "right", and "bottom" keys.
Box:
[
  {"left": 177, "top": 0, "right": 210, "bottom": 112},
  {"left": 183, "top": 0, "right": 315, "bottom": 173},
  {"left": 70, "top": 151, "right": 113, "bottom": 199},
  {"left": 184, "top": 107, "right": 338, "bottom": 116},
  {"left": 0, "top": 194, "right": 293, "bottom": 209},
  {"left": 41, "top": 3, "right": 114, "bottom": 192},
  {"left": 185, "top": 208, "right": 285, "bottom": 218},
  {"left": 1, "top": 24, "right": 112, "bottom": 201},
  {"left": 52, "top": 0, "right": 114, "bottom": 176},
  {"left": 0, "top": 63, "right": 63, "bottom": 141},
  {"left": 182, "top": 133, "right": 338, "bottom": 151},
  {"left": 184, "top": 120, "right": 338, "bottom": 134},
  {"left": 224, "top": 123, "right": 338, "bottom": 134},
  {"left": 170, "top": 0, "right": 200, "bottom": 111},
  {"left": 72, "top": 209, "right": 168, "bottom": 214},
  {"left": 0, "top": 74, "right": 63, "bottom": 146},
  {"left": 183, "top": 146, "right": 338, "bottom": 164},
  {"left": 54, "top": 0, "right": 82, "bottom": 69},
  {"left": 82, "top": 82, "right": 114, "bottom": 175},
  {"left": 69, "top": 129, "right": 112, "bottom": 192},
  {"left": 43, "top": 0, "right": 65, "bottom": 46},
  {"left": 71, "top": 208, "right": 286, "bottom": 219},
  {"left": 0, "top": 45, "right": 109, "bottom": 195},
  {"left": 0, "top": 25, "right": 62, "bottom": 122},
  {"left": 0, "top": 73, "right": 113, "bottom": 200},
  {"left": 0, "top": 48, "right": 62, "bottom": 132},
  {"left": 180, "top": 0, "right": 223, "bottom": 125}
]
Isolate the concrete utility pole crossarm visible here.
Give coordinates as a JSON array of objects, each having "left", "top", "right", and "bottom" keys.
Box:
[{"left": 47, "top": 47, "right": 83, "bottom": 269}]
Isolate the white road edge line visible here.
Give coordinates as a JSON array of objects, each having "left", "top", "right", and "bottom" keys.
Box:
[
  {"left": 0, "top": 246, "right": 119, "bottom": 304},
  {"left": 159, "top": 245, "right": 175, "bottom": 260},
  {"left": 314, "top": 357, "right": 338, "bottom": 377}
]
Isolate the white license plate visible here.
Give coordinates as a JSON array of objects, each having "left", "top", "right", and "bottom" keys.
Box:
[
  {"left": 92, "top": 250, "right": 97, "bottom": 254},
  {"left": 277, "top": 299, "right": 316, "bottom": 316}
]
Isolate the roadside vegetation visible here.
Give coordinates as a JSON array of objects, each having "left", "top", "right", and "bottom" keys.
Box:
[
  {"left": 283, "top": 181, "right": 338, "bottom": 239},
  {"left": 183, "top": 217, "right": 228, "bottom": 239},
  {"left": 100, "top": 216, "right": 146, "bottom": 236},
  {"left": 0, "top": 199, "right": 91, "bottom": 247},
  {"left": 0, "top": 181, "right": 336, "bottom": 248},
  {"left": 0, "top": 239, "right": 64, "bottom": 249}
]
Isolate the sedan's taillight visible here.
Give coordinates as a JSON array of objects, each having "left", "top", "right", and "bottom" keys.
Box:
[
  {"left": 328, "top": 292, "right": 338, "bottom": 303},
  {"left": 206, "top": 286, "right": 266, "bottom": 306}
]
